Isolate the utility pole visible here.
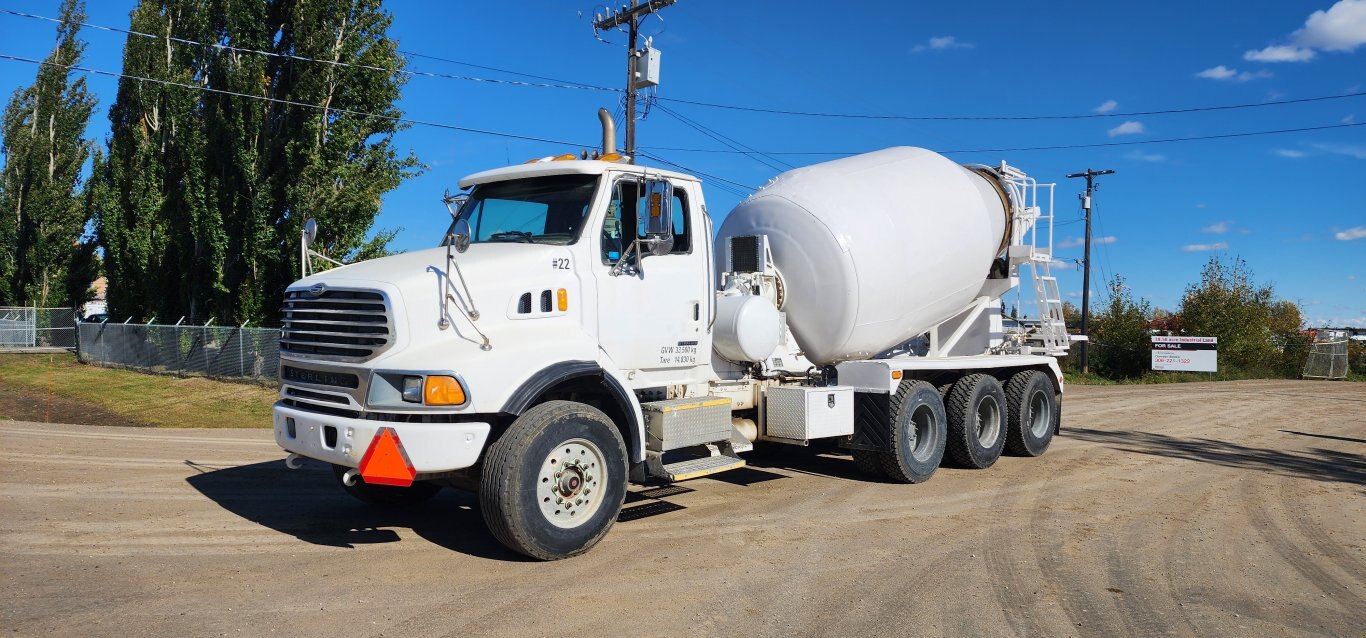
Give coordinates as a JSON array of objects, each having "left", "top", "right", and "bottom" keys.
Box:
[
  {"left": 1065, "top": 168, "right": 1115, "bottom": 375},
  {"left": 594, "top": 0, "right": 675, "bottom": 161}
]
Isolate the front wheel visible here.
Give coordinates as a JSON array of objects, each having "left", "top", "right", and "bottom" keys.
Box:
[{"left": 480, "top": 400, "right": 628, "bottom": 560}]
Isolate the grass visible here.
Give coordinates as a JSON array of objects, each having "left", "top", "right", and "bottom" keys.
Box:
[
  {"left": 0, "top": 352, "right": 276, "bottom": 428},
  {"left": 1064, "top": 367, "right": 1363, "bottom": 385}
]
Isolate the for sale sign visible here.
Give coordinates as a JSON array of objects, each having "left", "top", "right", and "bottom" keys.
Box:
[{"left": 1151, "top": 336, "right": 1218, "bottom": 372}]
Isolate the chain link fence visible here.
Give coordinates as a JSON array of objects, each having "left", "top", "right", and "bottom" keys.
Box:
[
  {"left": 0, "top": 307, "right": 77, "bottom": 348},
  {"left": 77, "top": 322, "right": 280, "bottom": 382},
  {"left": 1302, "top": 338, "right": 1349, "bottom": 380}
]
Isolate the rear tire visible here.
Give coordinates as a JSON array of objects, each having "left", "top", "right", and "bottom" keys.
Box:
[
  {"left": 332, "top": 464, "right": 441, "bottom": 508},
  {"left": 857, "top": 380, "right": 946, "bottom": 484},
  {"left": 480, "top": 400, "right": 628, "bottom": 560},
  {"left": 944, "top": 374, "right": 1007, "bottom": 469},
  {"left": 1004, "top": 370, "right": 1058, "bottom": 457}
]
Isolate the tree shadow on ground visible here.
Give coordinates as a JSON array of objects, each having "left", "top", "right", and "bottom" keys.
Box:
[
  {"left": 184, "top": 459, "right": 531, "bottom": 561},
  {"left": 1067, "top": 427, "right": 1366, "bottom": 487}
]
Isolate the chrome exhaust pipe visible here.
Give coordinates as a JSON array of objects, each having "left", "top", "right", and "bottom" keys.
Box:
[
  {"left": 284, "top": 453, "right": 303, "bottom": 470},
  {"left": 598, "top": 108, "right": 616, "bottom": 155},
  {"left": 341, "top": 468, "right": 360, "bottom": 487}
]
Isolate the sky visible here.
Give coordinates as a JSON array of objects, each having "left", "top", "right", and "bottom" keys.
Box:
[{"left": 2, "top": 0, "right": 1364, "bottom": 326}]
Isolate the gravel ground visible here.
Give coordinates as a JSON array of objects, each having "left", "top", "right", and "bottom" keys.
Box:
[{"left": 1, "top": 379, "right": 1362, "bottom": 637}]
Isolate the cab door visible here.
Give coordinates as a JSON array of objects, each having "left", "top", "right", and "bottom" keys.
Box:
[{"left": 592, "top": 175, "right": 710, "bottom": 385}]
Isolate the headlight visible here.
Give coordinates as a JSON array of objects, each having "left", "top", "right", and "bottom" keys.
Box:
[{"left": 401, "top": 376, "right": 423, "bottom": 403}]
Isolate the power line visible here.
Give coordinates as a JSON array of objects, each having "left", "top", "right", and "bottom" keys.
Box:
[
  {"left": 636, "top": 150, "right": 757, "bottom": 194},
  {"left": 395, "top": 49, "right": 613, "bottom": 91},
  {"left": 0, "top": 53, "right": 761, "bottom": 196},
  {"left": 642, "top": 120, "right": 1366, "bottom": 156},
  {"left": 654, "top": 102, "right": 791, "bottom": 172},
  {"left": 0, "top": 54, "right": 597, "bottom": 147},
  {"left": 7, "top": 8, "right": 1366, "bottom": 124},
  {"left": 0, "top": 8, "right": 619, "bottom": 93},
  {"left": 657, "top": 91, "right": 1366, "bottom": 121}
]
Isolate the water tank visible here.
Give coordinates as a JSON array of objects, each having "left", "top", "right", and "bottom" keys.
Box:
[{"left": 716, "top": 147, "right": 1010, "bottom": 365}]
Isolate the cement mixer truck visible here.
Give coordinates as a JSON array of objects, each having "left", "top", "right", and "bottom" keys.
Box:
[{"left": 272, "top": 115, "right": 1073, "bottom": 559}]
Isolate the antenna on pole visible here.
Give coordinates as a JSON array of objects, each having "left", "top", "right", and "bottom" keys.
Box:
[
  {"left": 1065, "top": 168, "right": 1115, "bottom": 375},
  {"left": 594, "top": 0, "right": 675, "bottom": 163}
]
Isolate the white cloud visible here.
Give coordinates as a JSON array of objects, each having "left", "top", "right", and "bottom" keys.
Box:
[
  {"left": 1336, "top": 226, "right": 1366, "bottom": 240},
  {"left": 1107, "top": 121, "right": 1145, "bottom": 137},
  {"left": 911, "top": 35, "right": 974, "bottom": 53},
  {"left": 1182, "top": 242, "right": 1229, "bottom": 251},
  {"left": 1243, "top": 45, "right": 1317, "bottom": 62},
  {"left": 1049, "top": 260, "right": 1075, "bottom": 271},
  {"left": 1196, "top": 65, "right": 1237, "bottom": 80},
  {"left": 1294, "top": 0, "right": 1366, "bottom": 52},
  {"left": 1195, "top": 202, "right": 1208, "bottom": 209},
  {"left": 1310, "top": 142, "right": 1366, "bottom": 159},
  {"left": 1274, "top": 148, "right": 1308, "bottom": 158},
  {"left": 1344, "top": 114, "right": 1357, "bottom": 124},
  {"left": 1125, "top": 150, "right": 1165, "bottom": 162},
  {"left": 1055, "top": 235, "right": 1115, "bottom": 249},
  {"left": 1349, "top": 274, "right": 1358, "bottom": 281},
  {"left": 1202, "top": 221, "right": 1231, "bottom": 234},
  {"left": 1094, "top": 99, "right": 1118, "bottom": 114},
  {"left": 1195, "top": 65, "right": 1273, "bottom": 82}
]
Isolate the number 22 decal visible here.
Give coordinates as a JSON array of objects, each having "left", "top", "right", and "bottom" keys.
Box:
[{"left": 551, "top": 258, "right": 570, "bottom": 270}]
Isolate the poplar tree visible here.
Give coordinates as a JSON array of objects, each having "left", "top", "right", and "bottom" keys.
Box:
[
  {"left": 0, "top": 0, "right": 97, "bottom": 308},
  {"left": 96, "top": 0, "right": 418, "bottom": 324}
]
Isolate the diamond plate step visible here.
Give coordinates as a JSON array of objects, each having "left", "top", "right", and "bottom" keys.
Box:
[{"left": 646, "top": 453, "right": 746, "bottom": 482}]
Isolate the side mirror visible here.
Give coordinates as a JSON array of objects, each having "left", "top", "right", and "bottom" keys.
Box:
[
  {"left": 639, "top": 180, "right": 673, "bottom": 256},
  {"left": 303, "top": 218, "right": 318, "bottom": 248},
  {"left": 452, "top": 218, "right": 472, "bottom": 253}
]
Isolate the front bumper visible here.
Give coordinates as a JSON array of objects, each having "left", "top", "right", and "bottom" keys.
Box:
[{"left": 273, "top": 401, "right": 490, "bottom": 473}]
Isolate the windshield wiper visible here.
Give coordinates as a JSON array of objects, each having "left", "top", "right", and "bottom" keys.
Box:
[{"left": 488, "top": 231, "right": 534, "bottom": 243}]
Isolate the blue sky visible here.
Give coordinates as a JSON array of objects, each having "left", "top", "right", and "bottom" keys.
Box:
[{"left": 2, "top": 0, "right": 1364, "bottom": 325}]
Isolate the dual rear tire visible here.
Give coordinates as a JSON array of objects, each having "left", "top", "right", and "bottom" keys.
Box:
[{"left": 854, "top": 370, "right": 1058, "bottom": 482}]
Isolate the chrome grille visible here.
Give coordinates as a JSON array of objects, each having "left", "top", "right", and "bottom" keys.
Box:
[{"left": 280, "top": 288, "right": 392, "bottom": 361}]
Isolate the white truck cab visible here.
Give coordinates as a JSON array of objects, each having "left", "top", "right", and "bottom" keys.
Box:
[{"left": 275, "top": 115, "right": 1070, "bottom": 560}]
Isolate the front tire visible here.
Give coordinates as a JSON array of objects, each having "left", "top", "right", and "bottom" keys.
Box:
[
  {"left": 480, "top": 400, "right": 628, "bottom": 560},
  {"left": 855, "top": 380, "right": 947, "bottom": 484},
  {"left": 332, "top": 464, "right": 441, "bottom": 508},
  {"left": 1004, "top": 370, "right": 1058, "bottom": 457}
]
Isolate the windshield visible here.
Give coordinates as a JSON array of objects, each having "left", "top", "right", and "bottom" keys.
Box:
[{"left": 443, "top": 174, "right": 600, "bottom": 246}]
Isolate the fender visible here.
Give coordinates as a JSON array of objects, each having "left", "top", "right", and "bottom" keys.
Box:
[{"left": 501, "top": 360, "right": 643, "bottom": 462}]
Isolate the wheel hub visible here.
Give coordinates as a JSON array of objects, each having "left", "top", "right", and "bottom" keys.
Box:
[{"left": 538, "top": 439, "right": 605, "bottom": 529}]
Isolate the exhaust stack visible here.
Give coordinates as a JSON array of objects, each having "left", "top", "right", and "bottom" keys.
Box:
[{"left": 598, "top": 108, "right": 616, "bottom": 156}]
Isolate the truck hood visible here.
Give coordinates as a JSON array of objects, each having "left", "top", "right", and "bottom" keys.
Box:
[{"left": 292, "top": 242, "right": 586, "bottom": 357}]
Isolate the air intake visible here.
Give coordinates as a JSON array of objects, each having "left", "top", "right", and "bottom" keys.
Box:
[{"left": 280, "top": 289, "right": 392, "bottom": 361}]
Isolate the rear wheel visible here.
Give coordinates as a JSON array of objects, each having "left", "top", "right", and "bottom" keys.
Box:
[
  {"left": 479, "top": 400, "right": 628, "bottom": 560},
  {"left": 1004, "top": 370, "right": 1058, "bottom": 457},
  {"left": 332, "top": 464, "right": 441, "bottom": 508},
  {"left": 944, "top": 374, "right": 1007, "bottom": 469},
  {"left": 855, "top": 380, "right": 946, "bottom": 484}
]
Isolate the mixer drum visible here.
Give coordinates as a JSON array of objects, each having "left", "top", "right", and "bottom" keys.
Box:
[{"left": 716, "top": 147, "right": 1010, "bottom": 365}]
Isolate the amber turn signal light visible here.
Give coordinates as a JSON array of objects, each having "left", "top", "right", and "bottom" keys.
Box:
[{"left": 423, "top": 375, "right": 467, "bottom": 406}]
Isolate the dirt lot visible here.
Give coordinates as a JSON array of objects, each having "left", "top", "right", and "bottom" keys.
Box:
[{"left": 1, "top": 380, "right": 1362, "bottom": 637}]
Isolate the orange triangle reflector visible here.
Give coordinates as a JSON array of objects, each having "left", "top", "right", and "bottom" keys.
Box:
[{"left": 358, "top": 427, "right": 416, "bottom": 487}]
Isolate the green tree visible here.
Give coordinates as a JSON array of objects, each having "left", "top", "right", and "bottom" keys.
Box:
[
  {"left": 0, "top": 0, "right": 97, "bottom": 308},
  {"left": 96, "top": 0, "right": 213, "bottom": 322},
  {"left": 94, "top": 0, "right": 418, "bottom": 324},
  {"left": 1178, "top": 256, "right": 1279, "bottom": 373},
  {"left": 1091, "top": 274, "right": 1152, "bottom": 379}
]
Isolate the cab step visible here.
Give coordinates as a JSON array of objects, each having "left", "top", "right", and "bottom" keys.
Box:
[{"left": 646, "top": 452, "right": 746, "bottom": 482}]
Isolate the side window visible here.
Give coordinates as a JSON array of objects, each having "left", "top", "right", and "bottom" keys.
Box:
[
  {"left": 671, "top": 189, "right": 691, "bottom": 254},
  {"left": 600, "top": 179, "right": 690, "bottom": 262},
  {"left": 601, "top": 180, "right": 639, "bottom": 264}
]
